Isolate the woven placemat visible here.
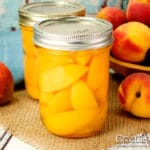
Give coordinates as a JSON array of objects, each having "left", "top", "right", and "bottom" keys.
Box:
[{"left": 0, "top": 74, "right": 149, "bottom": 150}]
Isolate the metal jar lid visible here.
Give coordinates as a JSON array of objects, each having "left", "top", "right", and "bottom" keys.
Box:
[
  {"left": 18, "top": 1, "right": 85, "bottom": 27},
  {"left": 34, "top": 16, "right": 113, "bottom": 50}
]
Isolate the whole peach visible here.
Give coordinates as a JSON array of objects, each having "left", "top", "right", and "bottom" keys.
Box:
[
  {"left": 0, "top": 62, "right": 14, "bottom": 105},
  {"left": 96, "top": 6, "right": 127, "bottom": 29},
  {"left": 126, "top": 0, "right": 150, "bottom": 27},
  {"left": 117, "top": 72, "right": 150, "bottom": 118},
  {"left": 111, "top": 21, "right": 150, "bottom": 63}
]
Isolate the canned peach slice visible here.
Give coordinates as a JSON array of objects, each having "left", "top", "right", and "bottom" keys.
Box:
[
  {"left": 44, "top": 108, "right": 106, "bottom": 137},
  {"left": 48, "top": 87, "right": 72, "bottom": 114},
  {"left": 39, "top": 92, "right": 54, "bottom": 106},
  {"left": 73, "top": 54, "right": 92, "bottom": 66},
  {"left": 86, "top": 49, "right": 109, "bottom": 91},
  {"left": 40, "top": 105, "right": 48, "bottom": 120},
  {"left": 39, "top": 92, "right": 53, "bottom": 119},
  {"left": 71, "top": 80, "right": 98, "bottom": 110},
  {"left": 24, "top": 55, "right": 38, "bottom": 99},
  {"left": 25, "top": 85, "right": 38, "bottom": 100},
  {"left": 38, "top": 49, "right": 74, "bottom": 70},
  {"left": 39, "top": 64, "right": 88, "bottom": 92},
  {"left": 21, "top": 26, "right": 36, "bottom": 55},
  {"left": 94, "top": 77, "right": 109, "bottom": 106},
  {"left": 24, "top": 55, "right": 38, "bottom": 86}
]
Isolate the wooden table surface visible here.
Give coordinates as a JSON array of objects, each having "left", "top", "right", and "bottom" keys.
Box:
[{"left": 0, "top": 73, "right": 149, "bottom": 150}]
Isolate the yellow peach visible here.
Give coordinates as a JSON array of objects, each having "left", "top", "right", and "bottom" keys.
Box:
[
  {"left": 39, "top": 91, "right": 53, "bottom": 106},
  {"left": 71, "top": 80, "right": 98, "bottom": 110},
  {"left": 24, "top": 55, "right": 38, "bottom": 99},
  {"left": 94, "top": 85, "right": 109, "bottom": 106},
  {"left": 39, "top": 92, "right": 53, "bottom": 119},
  {"left": 39, "top": 64, "right": 88, "bottom": 92},
  {"left": 20, "top": 26, "right": 36, "bottom": 55},
  {"left": 126, "top": 0, "right": 150, "bottom": 26},
  {"left": 38, "top": 48, "right": 74, "bottom": 72},
  {"left": 118, "top": 72, "right": 150, "bottom": 118},
  {"left": 111, "top": 21, "right": 150, "bottom": 63},
  {"left": 96, "top": 6, "right": 127, "bottom": 29},
  {"left": 86, "top": 48, "right": 110, "bottom": 91},
  {"left": 43, "top": 107, "right": 107, "bottom": 137},
  {"left": 48, "top": 87, "right": 72, "bottom": 114},
  {"left": 73, "top": 53, "right": 92, "bottom": 66},
  {"left": 0, "top": 62, "right": 14, "bottom": 105}
]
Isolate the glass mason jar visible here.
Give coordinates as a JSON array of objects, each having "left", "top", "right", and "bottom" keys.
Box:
[
  {"left": 34, "top": 17, "right": 113, "bottom": 137},
  {"left": 18, "top": 1, "right": 85, "bottom": 100}
]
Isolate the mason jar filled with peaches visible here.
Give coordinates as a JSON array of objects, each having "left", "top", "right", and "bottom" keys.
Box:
[
  {"left": 18, "top": 1, "right": 85, "bottom": 99},
  {"left": 33, "top": 17, "right": 113, "bottom": 137}
]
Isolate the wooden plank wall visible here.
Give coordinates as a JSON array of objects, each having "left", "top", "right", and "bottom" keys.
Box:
[{"left": 0, "top": 0, "right": 128, "bottom": 31}]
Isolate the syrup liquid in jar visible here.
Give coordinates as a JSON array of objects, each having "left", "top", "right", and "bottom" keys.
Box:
[
  {"left": 34, "top": 17, "right": 113, "bottom": 137},
  {"left": 18, "top": 1, "right": 85, "bottom": 99}
]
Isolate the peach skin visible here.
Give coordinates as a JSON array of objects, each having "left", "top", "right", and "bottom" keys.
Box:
[
  {"left": 96, "top": 6, "right": 127, "bottom": 29},
  {"left": 117, "top": 72, "right": 150, "bottom": 118},
  {"left": 111, "top": 21, "right": 150, "bottom": 63},
  {"left": 0, "top": 62, "right": 14, "bottom": 105},
  {"left": 126, "top": 0, "right": 150, "bottom": 27}
]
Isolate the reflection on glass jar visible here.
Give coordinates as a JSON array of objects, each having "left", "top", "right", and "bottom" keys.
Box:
[{"left": 34, "top": 17, "right": 113, "bottom": 137}]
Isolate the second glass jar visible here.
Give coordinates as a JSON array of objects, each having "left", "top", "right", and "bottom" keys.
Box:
[{"left": 18, "top": 1, "right": 85, "bottom": 99}]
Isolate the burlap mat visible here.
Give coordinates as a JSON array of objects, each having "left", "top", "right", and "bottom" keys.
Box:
[{"left": 0, "top": 74, "right": 149, "bottom": 150}]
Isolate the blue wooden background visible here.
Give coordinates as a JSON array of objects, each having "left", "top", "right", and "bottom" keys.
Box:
[
  {"left": 0, "top": 0, "right": 128, "bottom": 31},
  {"left": 0, "top": 0, "right": 128, "bottom": 85}
]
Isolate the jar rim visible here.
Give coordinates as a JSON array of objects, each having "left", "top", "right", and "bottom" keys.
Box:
[
  {"left": 33, "top": 16, "right": 113, "bottom": 50},
  {"left": 18, "top": 1, "right": 85, "bottom": 27}
]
